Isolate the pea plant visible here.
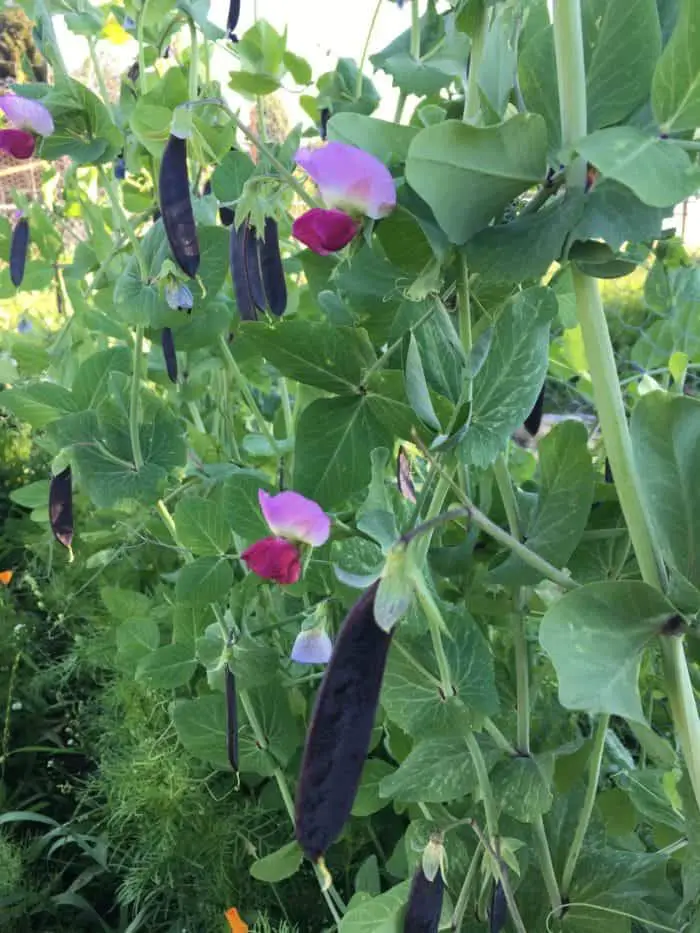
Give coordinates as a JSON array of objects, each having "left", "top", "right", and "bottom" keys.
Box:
[{"left": 2, "top": 0, "right": 700, "bottom": 930}]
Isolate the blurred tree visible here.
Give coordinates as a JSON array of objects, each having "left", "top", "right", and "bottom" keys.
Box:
[{"left": 0, "top": 7, "right": 48, "bottom": 83}]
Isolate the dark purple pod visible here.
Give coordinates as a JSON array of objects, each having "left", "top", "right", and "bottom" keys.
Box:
[
  {"left": 319, "top": 107, "right": 330, "bottom": 141},
  {"left": 227, "top": 0, "right": 241, "bottom": 40},
  {"left": 202, "top": 179, "right": 212, "bottom": 197},
  {"left": 295, "top": 581, "right": 391, "bottom": 862},
  {"left": 260, "top": 218, "right": 287, "bottom": 316},
  {"left": 225, "top": 664, "right": 238, "bottom": 772},
  {"left": 230, "top": 220, "right": 264, "bottom": 321},
  {"left": 404, "top": 865, "right": 443, "bottom": 933},
  {"left": 49, "top": 466, "right": 73, "bottom": 551},
  {"left": 159, "top": 134, "right": 200, "bottom": 278},
  {"left": 524, "top": 386, "right": 544, "bottom": 436},
  {"left": 10, "top": 217, "right": 29, "bottom": 287},
  {"left": 604, "top": 458, "right": 613, "bottom": 484},
  {"left": 489, "top": 880, "right": 508, "bottom": 933},
  {"left": 219, "top": 205, "right": 235, "bottom": 227},
  {"left": 115, "top": 156, "right": 126, "bottom": 180},
  {"left": 162, "top": 327, "right": 178, "bottom": 383}
]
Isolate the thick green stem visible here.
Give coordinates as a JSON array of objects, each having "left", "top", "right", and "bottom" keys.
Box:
[
  {"left": 551, "top": 0, "right": 587, "bottom": 188},
  {"left": 130, "top": 326, "right": 144, "bottom": 469},
  {"left": 98, "top": 167, "right": 148, "bottom": 280},
  {"left": 187, "top": 19, "right": 199, "bottom": 101},
  {"left": 463, "top": 3, "right": 488, "bottom": 123},
  {"left": 413, "top": 572, "right": 452, "bottom": 697},
  {"left": 465, "top": 731, "right": 498, "bottom": 840},
  {"left": 88, "top": 37, "right": 113, "bottom": 116},
  {"left": 533, "top": 816, "right": 562, "bottom": 914},
  {"left": 451, "top": 844, "right": 482, "bottom": 932},
  {"left": 35, "top": 0, "right": 68, "bottom": 80},
  {"left": 561, "top": 714, "right": 608, "bottom": 895},
  {"left": 218, "top": 335, "right": 281, "bottom": 456},
  {"left": 410, "top": 0, "right": 421, "bottom": 60},
  {"left": 493, "top": 455, "right": 520, "bottom": 542},
  {"left": 514, "top": 613, "right": 530, "bottom": 754},
  {"left": 356, "top": 0, "right": 383, "bottom": 98},
  {"left": 393, "top": 90, "right": 408, "bottom": 124}
]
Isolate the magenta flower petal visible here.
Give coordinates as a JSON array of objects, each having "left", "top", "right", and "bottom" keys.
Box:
[
  {"left": 295, "top": 142, "right": 396, "bottom": 219},
  {"left": 292, "top": 208, "right": 359, "bottom": 255},
  {"left": 291, "top": 627, "right": 333, "bottom": 664},
  {"left": 258, "top": 489, "right": 331, "bottom": 546},
  {"left": 241, "top": 536, "right": 301, "bottom": 584},
  {"left": 0, "top": 94, "right": 54, "bottom": 136},
  {"left": 0, "top": 129, "right": 35, "bottom": 160}
]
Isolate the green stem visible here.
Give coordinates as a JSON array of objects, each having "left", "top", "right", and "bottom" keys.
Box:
[
  {"left": 35, "top": 0, "right": 68, "bottom": 80},
  {"left": 551, "top": 0, "right": 587, "bottom": 189},
  {"left": 451, "top": 843, "right": 482, "bottom": 932},
  {"left": 218, "top": 335, "right": 281, "bottom": 456},
  {"left": 514, "top": 612, "right": 530, "bottom": 754},
  {"left": 356, "top": 0, "right": 383, "bottom": 98},
  {"left": 457, "top": 255, "right": 473, "bottom": 368},
  {"left": 410, "top": 0, "right": 421, "bottom": 60},
  {"left": 413, "top": 572, "right": 452, "bottom": 697},
  {"left": 483, "top": 718, "right": 516, "bottom": 755},
  {"left": 156, "top": 498, "right": 183, "bottom": 552},
  {"left": 137, "top": 0, "right": 152, "bottom": 95},
  {"left": 187, "top": 19, "right": 199, "bottom": 101},
  {"left": 493, "top": 454, "right": 520, "bottom": 542},
  {"left": 668, "top": 138, "right": 700, "bottom": 151},
  {"left": 465, "top": 732, "right": 498, "bottom": 840},
  {"left": 463, "top": 2, "right": 488, "bottom": 122},
  {"left": 130, "top": 325, "right": 144, "bottom": 469},
  {"left": 88, "top": 36, "right": 113, "bottom": 116},
  {"left": 187, "top": 400, "right": 206, "bottom": 434},
  {"left": 98, "top": 167, "right": 148, "bottom": 280},
  {"left": 393, "top": 90, "right": 408, "bottom": 124},
  {"left": 561, "top": 714, "right": 608, "bottom": 895},
  {"left": 533, "top": 816, "right": 562, "bottom": 914}
]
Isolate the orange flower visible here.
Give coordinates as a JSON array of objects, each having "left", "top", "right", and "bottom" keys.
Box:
[
  {"left": 224, "top": 907, "right": 248, "bottom": 933},
  {"left": 0, "top": 570, "right": 13, "bottom": 585}
]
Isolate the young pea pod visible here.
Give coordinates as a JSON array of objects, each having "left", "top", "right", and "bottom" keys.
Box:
[
  {"left": 10, "top": 217, "right": 29, "bottom": 287},
  {"left": 295, "top": 581, "right": 391, "bottom": 862},
  {"left": 397, "top": 445, "right": 417, "bottom": 503},
  {"left": 230, "top": 219, "right": 265, "bottom": 321},
  {"left": 225, "top": 664, "right": 239, "bottom": 772},
  {"left": 524, "top": 385, "right": 544, "bottom": 437},
  {"left": 162, "top": 327, "right": 178, "bottom": 383},
  {"left": 259, "top": 218, "right": 287, "bottom": 317},
  {"left": 404, "top": 866, "right": 444, "bottom": 933},
  {"left": 489, "top": 880, "right": 508, "bottom": 933},
  {"left": 49, "top": 466, "right": 73, "bottom": 552},
  {"left": 159, "top": 134, "right": 200, "bottom": 278},
  {"left": 226, "top": 0, "right": 240, "bottom": 40}
]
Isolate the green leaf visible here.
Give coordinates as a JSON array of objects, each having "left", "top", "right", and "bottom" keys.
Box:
[
  {"left": 379, "top": 734, "right": 500, "bottom": 803},
  {"left": 196, "top": 226, "right": 230, "bottom": 298},
  {"left": 351, "top": 759, "right": 396, "bottom": 816},
  {"left": 72, "top": 347, "right": 132, "bottom": 410},
  {"left": 539, "top": 581, "right": 676, "bottom": 722},
  {"left": 327, "top": 114, "right": 418, "bottom": 164},
  {"left": 174, "top": 497, "right": 233, "bottom": 556},
  {"left": 73, "top": 449, "right": 165, "bottom": 509},
  {"left": 0, "top": 382, "right": 78, "bottom": 429},
  {"left": 229, "top": 635, "right": 280, "bottom": 691},
  {"left": 652, "top": 0, "right": 700, "bottom": 132},
  {"left": 228, "top": 72, "right": 281, "bottom": 97},
  {"left": 490, "top": 421, "right": 595, "bottom": 586},
  {"left": 293, "top": 396, "right": 391, "bottom": 509},
  {"left": 41, "top": 78, "right": 121, "bottom": 165},
  {"left": 338, "top": 881, "right": 410, "bottom": 933},
  {"left": 237, "top": 683, "right": 302, "bottom": 776},
  {"left": 238, "top": 321, "right": 376, "bottom": 394},
  {"left": 576, "top": 127, "right": 700, "bottom": 208},
  {"left": 489, "top": 755, "right": 553, "bottom": 822},
  {"left": 135, "top": 643, "right": 198, "bottom": 690},
  {"left": 390, "top": 300, "right": 464, "bottom": 404},
  {"left": 382, "top": 611, "right": 499, "bottom": 738},
  {"left": 102, "top": 586, "right": 151, "bottom": 620},
  {"left": 463, "top": 286, "right": 557, "bottom": 468},
  {"left": 175, "top": 557, "right": 234, "bottom": 607},
  {"left": 211, "top": 150, "right": 255, "bottom": 203},
  {"left": 405, "top": 332, "right": 441, "bottom": 430},
  {"left": 631, "top": 392, "right": 700, "bottom": 588},
  {"left": 9, "top": 480, "right": 50, "bottom": 509},
  {"left": 220, "top": 472, "right": 274, "bottom": 542},
  {"left": 173, "top": 604, "right": 214, "bottom": 652},
  {"left": 572, "top": 180, "right": 665, "bottom": 251},
  {"left": 171, "top": 694, "right": 230, "bottom": 769},
  {"left": 129, "top": 99, "right": 172, "bottom": 156},
  {"left": 406, "top": 115, "right": 548, "bottom": 244},
  {"left": 116, "top": 618, "right": 160, "bottom": 668},
  {"left": 250, "top": 841, "right": 303, "bottom": 883}
]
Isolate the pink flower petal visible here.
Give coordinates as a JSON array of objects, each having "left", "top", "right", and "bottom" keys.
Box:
[
  {"left": 295, "top": 142, "right": 396, "bottom": 219},
  {"left": 241, "top": 536, "right": 301, "bottom": 584},
  {"left": 0, "top": 93, "right": 54, "bottom": 136},
  {"left": 292, "top": 208, "right": 359, "bottom": 255},
  {"left": 291, "top": 627, "right": 333, "bottom": 664},
  {"left": 258, "top": 489, "right": 331, "bottom": 546},
  {"left": 0, "top": 129, "right": 35, "bottom": 160}
]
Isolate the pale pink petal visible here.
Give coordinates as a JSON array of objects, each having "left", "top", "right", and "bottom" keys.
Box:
[
  {"left": 0, "top": 129, "right": 35, "bottom": 159},
  {"left": 292, "top": 208, "right": 359, "bottom": 255},
  {"left": 0, "top": 94, "right": 54, "bottom": 136},
  {"left": 295, "top": 142, "right": 396, "bottom": 219},
  {"left": 291, "top": 627, "right": 333, "bottom": 664},
  {"left": 258, "top": 489, "right": 331, "bottom": 546},
  {"left": 241, "top": 536, "right": 301, "bottom": 584}
]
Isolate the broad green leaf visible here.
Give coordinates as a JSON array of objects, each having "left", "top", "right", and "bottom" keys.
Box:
[
  {"left": 9, "top": 480, "right": 50, "bottom": 509},
  {"left": 652, "top": 0, "right": 700, "bottom": 132},
  {"left": 211, "top": 150, "right": 255, "bottom": 202},
  {"left": 382, "top": 612, "right": 499, "bottom": 738},
  {"left": 572, "top": 180, "right": 665, "bottom": 251},
  {"left": 220, "top": 472, "right": 274, "bottom": 541},
  {"left": 116, "top": 618, "right": 160, "bottom": 667},
  {"left": 173, "top": 604, "right": 214, "bottom": 652},
  {"left": 293, "top": 396, "right": 391, "bottom": 509},
  {"left": 490, "top": 421, "right": 595, "bottom": 585},
  {"left": 539, "top": 581, "right": 676, "bottom": 722},
  {"left": 464, "top": 286, "right": 557, "bottom": 468},
  {"left": 338, "top": 881, "right": 410, "bottom": 933},
  {"left": 0, "top": 382, "right": 78, "bottom": 429},
  {"left": 379, "top": 735, "right": 500, "bottom": 803},
  {"left": 175, "top": 557, "right": 234, "bottom": 607},
  {"left": 631, "top": 392, "right": 700, "bottom": 587},
  {"left": 197, "top": 226, "right": 231, "bottom": 298},
  {"left": 327, "top": 113, "right": 418, "bottom": 164},
  {"left": 229, "top": 635, "right": 280, "bottom": 691},
  {"left": 576, "top": 127, "right": 700, "bottom": 208},
  {"left": 41, "top": 78, "right": 121, "bottom": 165},
  {"left": 238, "top": 321, "right": 376, "bottom": 394},
  {"left": 390, "top": 300, "right": 464, "bottom": 404},
  {"left": 406, "top": 115, "right": 548, "bottom": 244},
  {"left": 489, "top": 755, "right": 553, "bottom": 822},
  {"left": 101, "top": 586, "right": 151, "bottom": 620},
  {"left": 351, "top": 759, "right": 397, "bottom": 816},
  {"left": 171, "top": 694, "right": 230, "bottom": 769},
  {"left": 73, "top": 448, "right": 166, "bottom": 508},
  {"left": 135, "top": 643, "right": 198, "bottom": 690},
  {"left": 129, "top": 99, "right": 171, "bottom": 156},
  {"left": 405, "top": 333, "right": 441, "bottom": 430},
  {"left": 174, "top": 497, "right": 233, "bottom": 556},
  {"left": 72, "top": 347, "right": 132, "bottom": 410},
  {"left": 237, "top": 683, "right": 303, "bottom": 777},
  {"left": 250, "top": 841, "right": 303, "bottom": 883}
]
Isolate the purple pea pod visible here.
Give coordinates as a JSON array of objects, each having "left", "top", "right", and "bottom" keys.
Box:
[
  {"left": 227, "top": 0, "right": 240, "bottom": 40},
  {"left": 49, "top": 466, "right": 73, "bottom": 552},
  {"left": 10, "top": 217, "right": 29, "bottom": 287},
  {"left": 159, "top": 134, "right": 200, "bottom": 278},
  {"left": 404, "top": 864, "right": 443, "bottom": 933},
  {"left": 259, "top": 217, "right": 287, "bottom": 317},
  {"left": 489, "top": 880, "right": 508, "bottom": 933},
  {"left": 524, "top": 386, "right": 544, "bottom": 437},
  {"left": 230, "top": 219, "right": 265, "bottom": 321},
  {"left": 225, "top": 664, "right": 238, "bottom": 772},
  {"left": 162, "top": 327, "right": 178, "bottom": 383}
]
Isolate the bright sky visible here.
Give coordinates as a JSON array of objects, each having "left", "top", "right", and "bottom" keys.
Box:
[{"left": 54, "top": 0, "right": 407, "bottom": 125}]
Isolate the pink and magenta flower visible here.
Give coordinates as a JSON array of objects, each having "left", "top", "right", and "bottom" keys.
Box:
[
  {"left": 292, "top": 141, "right": 396, "bottom": 255},
  {"left": 241, "top": 489, "right": 331, "bottom": 585},
  {"left": 0, "top": 92, "right": 54, "bottom": 161}
]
